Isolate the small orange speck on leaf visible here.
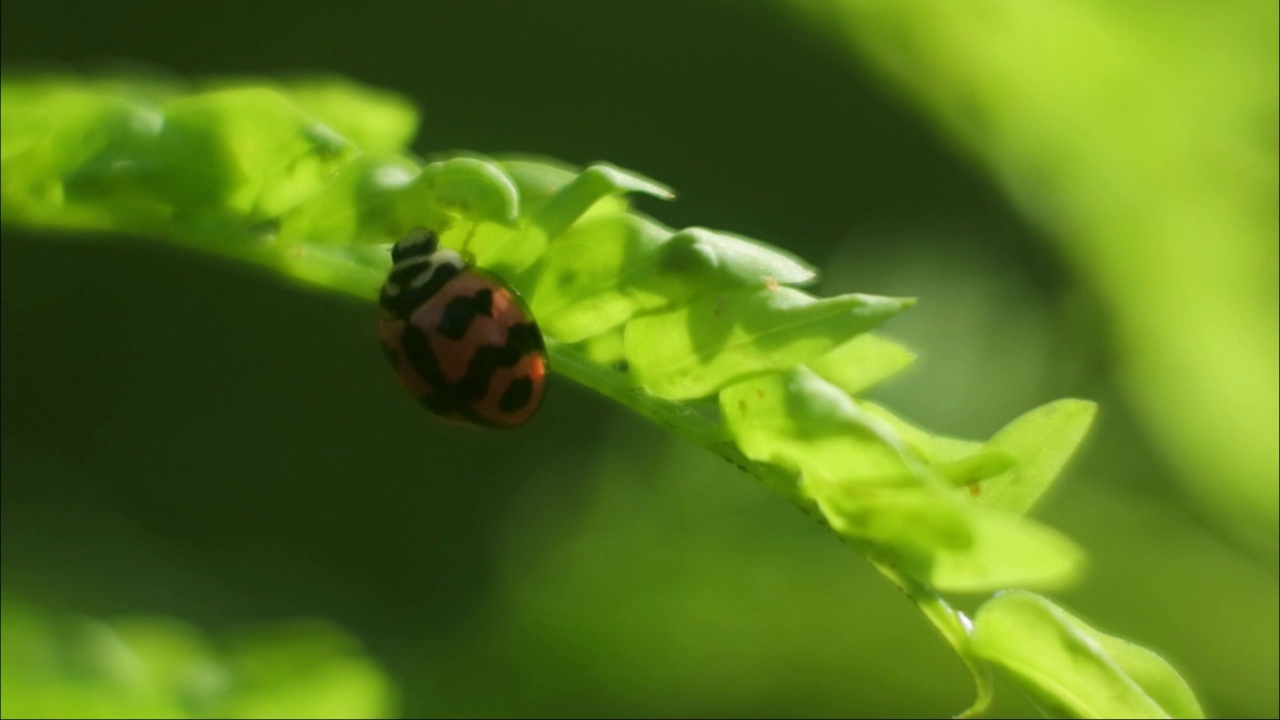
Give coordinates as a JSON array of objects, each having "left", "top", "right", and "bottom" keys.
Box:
[{"left": 968, "top": 484, "right": 982, "bottom": 497}]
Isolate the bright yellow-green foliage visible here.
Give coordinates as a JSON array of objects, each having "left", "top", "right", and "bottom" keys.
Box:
[
  {"left": 779, "top": 0, "right": 1280, "bottom": 558},
  {"left": 0, "top": 73, "right": 1199, "bottom": 718},
  {"left": 0, "top": 594, "right": 395, "bottom": 718}
]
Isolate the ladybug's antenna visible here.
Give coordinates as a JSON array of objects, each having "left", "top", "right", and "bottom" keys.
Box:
[{"left": 458, "top": 222, "right": 479, "bottom": 265}]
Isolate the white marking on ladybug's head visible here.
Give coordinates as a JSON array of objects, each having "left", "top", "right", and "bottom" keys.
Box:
[
  {"left": 391, "top": 255, "right": 433, "bottom": 274},
  {"left": 409, "top": 249, "right": 465, "bottom": 288},
  {"left": 384, "top": 281, "right": 402, "bottom": 297},
  {"left": 391, "top": 228, "right": 442, "bottom": 265}
]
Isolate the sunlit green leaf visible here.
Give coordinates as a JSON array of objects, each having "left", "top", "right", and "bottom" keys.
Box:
[
  {"left": 725, "top": 368, "right": 1083, "bottom": 592},
  {"left": 975, "top": 399, "right": 1098, "bottom": 514},
  {"left": 721, "top": 367, "right": 919, "bottom": 487},
  {"left": 971, "top": 591, "right": 1204, "bottom": 719},
  {"left": 527, "top": 212, "right": 676, "bottom": 343},
  {"left": 409, "top": 156, "right": 520, "bottom": 228},
  {"left": 627, "top": 288, "right": 912, "bottom": 400},
  {"left": 861, "top": 399, "right": 1097, "bottom": 512},
  {"left": 155, "top": 88, "right": 359, "bottom": 218},
  {"left": 815, "top": 475, "right": 1084, "bottom": 593},
  {"left": 657, "top": 226, "right": 816, "bottom": 291},
  {"left": 271, "top": 77, "right": 419, "bottom": 155},
  {"left": 528, "top": 215, "right": 821, "bottom": 344},
  {"left": 859, "top": 401, "right": 984, "bottom": 465},
  {"left": 482, "top": 161, "right": 672, "bottom": 277},
  {"left": 806, "top": 332, "right": 917, "bottom": 396},
  {"left": 276, "top": 154, "right": 422, "bottom": 247}
]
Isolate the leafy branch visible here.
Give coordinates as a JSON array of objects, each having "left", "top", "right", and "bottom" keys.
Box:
[{"left": 0, "top": 73, "right": 1202, "bottom": 718}]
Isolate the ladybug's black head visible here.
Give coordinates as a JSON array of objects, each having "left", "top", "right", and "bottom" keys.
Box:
[{"left": 391, "top": 228, "right": 440, "bottom": 265}]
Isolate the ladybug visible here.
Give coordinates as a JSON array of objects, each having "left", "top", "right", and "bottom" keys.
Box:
[{"left": 378, "top": 228, "right": 548, "bottom": 428}]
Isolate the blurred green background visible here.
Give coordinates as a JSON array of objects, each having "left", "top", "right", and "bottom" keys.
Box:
[{"left": 1, "top": 1, "right": 1276, "bottom": 718}]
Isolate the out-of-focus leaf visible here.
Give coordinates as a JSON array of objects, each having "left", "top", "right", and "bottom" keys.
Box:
[
  {"left": 0, "top": 593, "right": 395, "bottom": 720},
  {"left": 272, "top": 77, "right": 419, "bottom": 154},
  {"left": 218, "top": 620, "right": 397, "bottom": 720},
  {"left": 974, "top": 399, "right": 1098, "bottom": 514},
  {"left": 971, "top": 591, "right": 1204, "bottom": 718},
  {"left": 778, "top": 0, "right": 1279, "bottom": 554}
]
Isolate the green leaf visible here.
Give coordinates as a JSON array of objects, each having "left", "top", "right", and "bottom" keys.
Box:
[
  {"left": 276, "top": 154, "right": 423, "bottom": 247},
  {"left": 861, "top": 399, "right": 1097, "bottom": 513},
  {"left": 922, "top": 505, "right": 1085, "bottom": 593},
  {"left": 527, "top": 215, "right": 819, "bottom": 344},
  {"left": 971, "top": 591, "right": 1204, "bottom": 719},
  {"left": 656, "top": 226, "right": 817, "bottom": 292},
  {"left": 721, "top": 367, "right": 920, "bottom": 488},
  {"left": 975, "top": 399, "right": 1098, "bottom": 515},
  {"left": 806, "top": 332, "right": 917, "bottom": 396},
  {"left": 481, "top": 161, "right": 673, "bottom": 277},
  {"left": 154, "top": 88, "right": 359, "bottom": 218},
  {"left": 815, "top": 477, "right": 1084, "bottom": 593},
  {"left": 271, "top": 77, "right": 419, "bottom": 155},
  {"left": 627, "top": 287, "right": 912, "bottom": 400},
  {"left": 933, "top": 449, "right": 1018, "bottom": 490},
  {"left": 859, "top": 401, "right": 985, "bottom": 464},
  {"left": 408, "top": 156, "right": 520, "bottom": 228},
  {"left": 527, "top": 212, "right": 677, "bottom": 343},
  {"left": 725, "top": 368, "right": 1084, "bottom": 592},
  {"left": 1, "top": 88, "right": 159, "bottom": 230}
]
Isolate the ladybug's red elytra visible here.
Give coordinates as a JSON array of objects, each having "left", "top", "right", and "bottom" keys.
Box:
[{"left": 378, "top": 228, "right": 548, "bottom": 428}]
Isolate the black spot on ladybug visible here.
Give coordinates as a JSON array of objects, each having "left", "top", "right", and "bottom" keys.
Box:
[
  {"left": 401, "top": 324, "right": 445, "bottom": 388},
  {"left": 398, "top": 263, "right": 461, "bottom": 317},
  {"left": 499, "top": 377, "right": 535, "bottom": 412},
  {"left": 456, "top": 323, "right": 545, "bottom": 402},
  {"left": 438, "top": 289, "right": 494, "bottom": 340},
  {"left": 508, "top": 322, "right": 547, "bottom": 354},
  {"left": 401, "top": 323, "right": 498, "bottom": 427}
]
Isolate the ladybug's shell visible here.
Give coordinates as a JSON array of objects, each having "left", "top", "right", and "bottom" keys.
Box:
[{"left": 380, "top": 267, "right": 547, "bottom": 428}]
